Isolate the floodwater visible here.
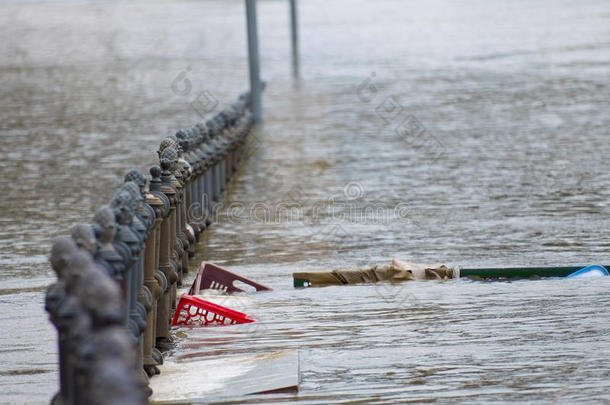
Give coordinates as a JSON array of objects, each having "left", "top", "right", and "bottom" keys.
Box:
[{"left": 1, "top": 0, "right": 609, "bottom": 403}]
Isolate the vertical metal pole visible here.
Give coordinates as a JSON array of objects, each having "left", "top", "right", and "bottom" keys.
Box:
[
  {"left": 246, "top": 0, "right": 262, "bottom": 123},
  {"left": 289, "top": 0, "right": 299, "bottom": 78}
]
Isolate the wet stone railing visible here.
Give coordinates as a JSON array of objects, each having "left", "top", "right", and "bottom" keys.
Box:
[{"left": 45, "top": 92, "right": 255, "bottom": 405}]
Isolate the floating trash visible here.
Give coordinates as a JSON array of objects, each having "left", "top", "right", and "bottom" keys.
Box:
[
  {"left": 566, "top": 265, "right": 609, "bottom": 279},
  {"left": 172, "top": 294, "right": 255, "bottom": 327},
  {"left": 190, "top": 262, "right": 273, "bottom": 294}
]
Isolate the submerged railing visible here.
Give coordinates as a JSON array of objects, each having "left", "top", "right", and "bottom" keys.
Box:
[{"left": 45, "top": 92, "right": 255, "bottom": 405}]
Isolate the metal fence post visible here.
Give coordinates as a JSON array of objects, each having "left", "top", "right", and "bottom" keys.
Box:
[
  {"left": 289, "top": 0, "right": 299, "bottom": 78},
  {"left": 142, "top": 184, "right": 165, "bottom": 376},
  {"left": 246, "top": 0, "right": 262, "bottom": 123},
  {"left": 45, "top": 91, "right": 260, "bottom": 403},
  {"left": 155, "top": 159, "right": 178, "bottom": 350}
]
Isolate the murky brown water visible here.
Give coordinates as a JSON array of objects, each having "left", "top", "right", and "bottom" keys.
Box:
[{"left": 1, "top": 0, "right": 609, "bottom": 403}]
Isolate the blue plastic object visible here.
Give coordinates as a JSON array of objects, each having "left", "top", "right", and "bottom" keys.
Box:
[{"left": 566, "top": 265, "right": 609, "bottom": 279}]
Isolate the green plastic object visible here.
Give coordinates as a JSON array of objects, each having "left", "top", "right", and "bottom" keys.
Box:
[
  {"left": 294, "top": 265, "right": 610, "bottom": 287},
  {"left": 460, "top": 265, "right": 610, "bottom": 279}
]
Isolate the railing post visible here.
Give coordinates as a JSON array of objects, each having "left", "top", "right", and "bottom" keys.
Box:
[
  {"left": 122, "top": 180, "right": 150, "bottom": 331},
  {"left": 47, "top": 229, "right": 146, "bottom": 405},
  {"left": 109, "top": 190, "right": 141, "bottom": 335},
  {"left": 47, "top": 236, "right": 79, "bottom": 405},
  {"left": 155, "top": 158, "right": 178, "bottom": 350},
  {"left": 148, "top": 166, "right": 169, "bottom": 365},
  {"left": 163, "top": 148, "right": 186, "bottom": 287},
  {"left": 179, "top": 129, "right": 205, "bottom": 244},
  {"left": 205, "top": 120, "right": 221, "bottom": 204},
  {"left": 189, "top": 127, "right": 207, "bottom": 234},
  {"left": 136, "top": 171, "right": 165, "bottom": 376},
  {"left": 194, "top": 124, "right": 213, "bottom": 226},
  {"left": 45, "top": 91, "right": 259, "bottom": 404},
  {"left": 174, "top": 171, "right": 191, "bottom": 275}
]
